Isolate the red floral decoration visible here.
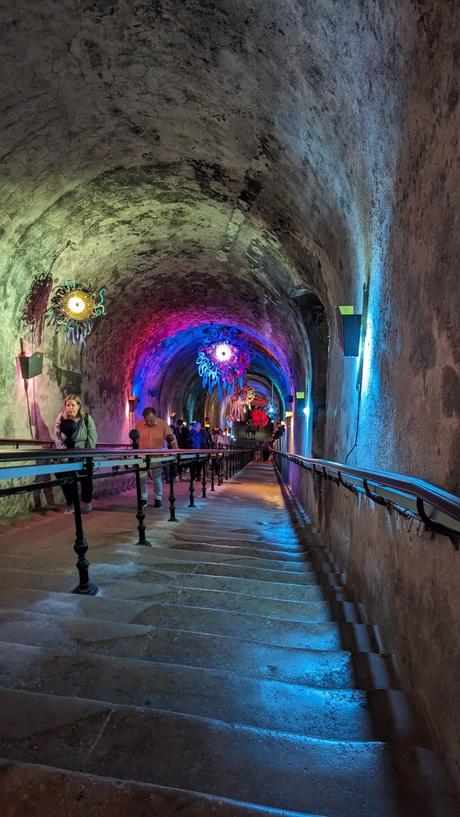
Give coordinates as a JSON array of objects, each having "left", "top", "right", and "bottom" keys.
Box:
[{"left": 252, "top": 407, "right": 269, "bottom": 428}]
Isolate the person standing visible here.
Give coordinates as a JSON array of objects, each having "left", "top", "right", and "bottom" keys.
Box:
[
  {"left": 189, "top": 420, "right": 205, "bottom": 481},
  {"left": 54, "top": 394, "right": 98, "bottom": 514},
  {"left": 174, "top": 419, "right": 191, "bottom": 480},
  {"left": 175, "top": 419, "right": 190, "bottom": 448},
  {"left": 134, "top": 407, "right": 171, "bottom": 507}
]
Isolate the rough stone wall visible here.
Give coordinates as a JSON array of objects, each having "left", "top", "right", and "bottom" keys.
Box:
[
  {"left": 284, "top": 460, "right": 460, "bottom": 782},
  {"left": 335, "top": 1, "right": 460, "bottom": 492}
]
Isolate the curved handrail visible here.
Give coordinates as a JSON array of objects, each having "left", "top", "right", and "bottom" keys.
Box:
[
  {"left": 274, "top": 451, "right": 460, "bottom": 531},
  {"left": 0, "top": 447, "right": 230, "bottom": 463},
  {"left": 0, "top": 438, "right": 141, "bottom": 450},
  {"left": 0, "top": 438, "right": 232, "bottom": 451}
]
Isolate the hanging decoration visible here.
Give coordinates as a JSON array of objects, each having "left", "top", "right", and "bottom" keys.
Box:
[
  {"left": 231, "top": 383, "right": 256, "bottom": 421},
  {"left": 22, "top": 274, "right": 53, "bottom": 346},
  {"left": 45, "top": 280, "right": 106, "bottom": 345},
  {"left": 252, "top": 407, "right": 269, "bottom": 428},
  {"left": 196, "top": 327, "right": 253, "bottom": 398},
  {"left": 264, "top": 381, "right": 279, "bottom": 421},
  {"left": 224, "top": 415, "right": 235, "bottom": 438}
]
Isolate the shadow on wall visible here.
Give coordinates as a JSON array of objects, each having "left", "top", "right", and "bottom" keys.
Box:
[
  {"left": 292, "top": 293, "right": 329, "bottom": 459},
  {"left": 29, "top": 402, "right": 55, "bottom": 510}
]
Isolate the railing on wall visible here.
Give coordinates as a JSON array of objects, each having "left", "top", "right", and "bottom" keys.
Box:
[
  {"left": 0, "top": 446, "right": 253, "bottom": 595},
  {"left": 272, "top": 451, "right": 460, "bottom": 541}
]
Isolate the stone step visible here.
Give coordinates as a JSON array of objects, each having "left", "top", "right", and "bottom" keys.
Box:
[
  {"left": 132, "top": 601, "right": 379, "bottom": 651},
  {"left": 0, "top": 566, "right": 353, "bottom": 604},
  {"left": 191, "top": 560, "right": 341, "bottom": 585},
  {"left": 0, "top": 550, "right": 343, "bottom": 587},
  {"left": 133, "top": 588, "right": 366, "bottom": 625},
  {"left": 110, "top": 543, "right": 337, "bottom": 574},
  {"left": 0, "top": 571, "right": 362, "bottom": 623},
  {"left": 174, "top": 515, "right": 298, "bottom": 532},
  {"left": 0, "top": 688, "right": 456, "bottom": 817},
  {"left": 120, "top": 544, "right": 317, "bottom": 573},
  {"left": 168, "top": 540, "right": 308, "bottom": 560},
  {"left": 165, "top": 521, "right": 300, "bottom": 544},
  {"left": 0, "top": 759, "right": 323, "bottom": 817},
  {"left": 0, "top": 609, "right": 398, "bottom": 689},
  {"left": 0, "top": 589, "right": 381, "bottom": 651},
  {"left": 173, "top": 536, "right": 303, "bottom": 553},
  {"left": 0, "top": 642, "right": 425, "bottom": 744}
]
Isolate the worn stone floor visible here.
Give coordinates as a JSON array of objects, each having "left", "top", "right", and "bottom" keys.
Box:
[{"left": 0, "top": 462, "right": 458, "bottom": 816}]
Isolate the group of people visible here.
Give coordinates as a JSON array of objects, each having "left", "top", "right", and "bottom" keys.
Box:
[
  {"left": 53, "top": 394, "right": 231, "bottom": 514},
  {"left": 134, "top": 411, "right": 230, "bottom": 506}
]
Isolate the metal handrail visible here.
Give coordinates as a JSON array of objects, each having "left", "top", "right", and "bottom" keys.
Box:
[
  {"left": 0, "top": 445, "right": 254, "bottom": 595},
  {"left": 0, "top": 447, "right": 228, "bottom": 464},
  {"left": 273, "top": 451, "right": 460, "bottom": 538},
  {"left": 0, "top": 438, "right": 160, "bottom": 450},
  {"left": 0, "top": 438, "right": 233, "bottom": 449}
]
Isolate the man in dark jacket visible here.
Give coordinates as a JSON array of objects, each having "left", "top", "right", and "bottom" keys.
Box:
[{"left": 175, "top": 419, "right": 191, "bottom": 448}]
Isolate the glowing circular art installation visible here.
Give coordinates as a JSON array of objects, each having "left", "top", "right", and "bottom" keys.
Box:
[
  {"left": 214, "top": 343, "right": 233, "bottom": 362},
  {"left": 45, "top": 280, "right": 106, "bottom": 345},
  {"left": 196, "top": 327, "right": 253, "bottom": 398},
  {"left": 61, "top": 290, "right": 94, "bottom": 320}
]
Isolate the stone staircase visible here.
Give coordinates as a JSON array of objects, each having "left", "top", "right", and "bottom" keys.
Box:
[{"left": 0, "top": 462, "right": 457, "bottom": 816}]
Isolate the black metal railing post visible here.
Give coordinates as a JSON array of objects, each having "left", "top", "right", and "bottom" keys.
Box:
[
  {"left": 218, "top": 453, "right": 224, "bottom": 485},
  {"left": 134, "top": 457, "right": 151, "bottom": 546},
  {"left": 225, "top": 452, "right": 229, "bottom": 480},
  {"left": 201, "top": 455, "right": 207, "bottom": 498},
  {"left": 71, "top": 470, "right": 98, "bottom": 595},
  {"left": 210, "top": 454, "right": 215, "bottom": 491},
  {"left": 168, "top": 456, "right": 178, "bottom": 522},
  {"left": 189, "top": 456, "right": 197, "bottom": 507}
]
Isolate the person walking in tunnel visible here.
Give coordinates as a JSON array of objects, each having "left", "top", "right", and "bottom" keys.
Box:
[
  {"left": 261, "top": 440, "right": 271, "bottom": 462},
  {"left": 54, "top": 394, "right": 98, "bottom": 514},
  {"left": 134, "top": 407, "right": 171, "bottom": 508},
  {"left": 189, "top": 420, "right": 206, "bottom": 481},
  {"left": 174, "top": 419, "right": 190, "bottom": 448},
  {"left": 174, "top": 419, "right": 191, "bottom": 480}
]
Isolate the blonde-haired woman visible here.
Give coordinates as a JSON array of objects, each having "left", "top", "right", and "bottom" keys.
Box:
[{"left": 54, "top": 394, "right": 98, "bottom": 514}]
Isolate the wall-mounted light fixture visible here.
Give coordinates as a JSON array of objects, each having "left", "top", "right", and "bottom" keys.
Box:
[
  {"left": 127, "top": 392, "right": 138, "bottom": 428},
  {"left": 127, "top": 394, "right": 138, "bottom": 414},
  {"left": 18, "top": 351, "right": 44, "bottom": 380},
  {"left": 337, "top": 306, "right": 362, "bottom": 357},
  {"left": 17, "top": 339, "right": 44, "bottom": 438}
]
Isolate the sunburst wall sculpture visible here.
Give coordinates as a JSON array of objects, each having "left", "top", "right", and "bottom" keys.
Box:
[
  {"left": 45, "top": 280, "right": 106, "bottom": 345},
  {"left": 196, "top": 327, "right": 253, "bottom": 399}
]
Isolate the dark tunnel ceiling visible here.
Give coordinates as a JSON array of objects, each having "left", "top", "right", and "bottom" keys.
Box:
[{"left": 1, "top": 0, "right": 406, "bottom": 379}]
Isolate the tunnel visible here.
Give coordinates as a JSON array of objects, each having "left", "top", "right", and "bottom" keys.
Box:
[{"left": 0, "top": 1, "right": 459, "bottom": 814}]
